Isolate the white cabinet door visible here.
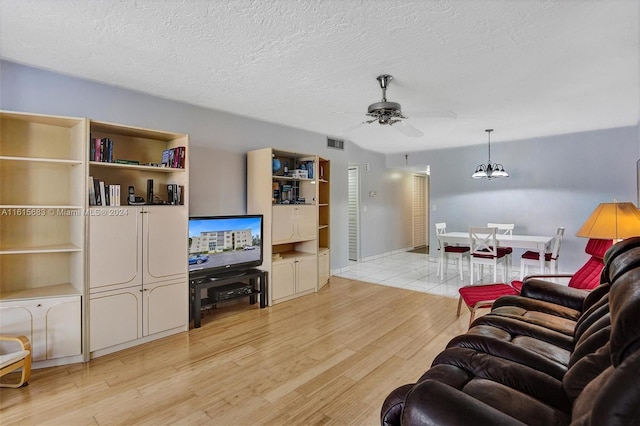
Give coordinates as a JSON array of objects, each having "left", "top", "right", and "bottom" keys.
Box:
[
  {"left": 297, "top": 255, "right": 318, "bottom": 293},
  {"left": 272, "top": 206, "right": 296, "bottom": 243},
  {"left": 89, "top": 206, "right": 187, "bottom": 355},
  {"left": 90, "top": 288, "right": 142, "bottom": 352},
  {"left": 145, "top": 279, "right": 188, "bottom": 336},
  {"left": 272, "top": 205, "right": 317, "bottom": 243},
  {"left": 0, "top": 296, "right": 81, "bottom": 361},
  {"left": 0, "top": 303, "right": 42, "bottom": 360},
  {"left": 143, "top": 206, "right": 188, "bottom": 282},
  {"left": 90, "top": 206, "right": 187, "bottom": 289},
  {"left": 89, "top": 209, "right": 142, "bottom": 291},
  {"left": 271, "top": 259, "right": 296, "bottom": 301},
  {"left": 318, "top": 249, "right": 330, "bottom": 288},
  {"left": 295, "top": 205, "right": 318, "bottom": 241},
  {"left": 45, "top": 297, "right": 82, "bottom": 359}
]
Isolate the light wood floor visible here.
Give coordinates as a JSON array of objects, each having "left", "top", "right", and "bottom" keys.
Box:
[{"left": 0, "top": 277, "right": 472, "bottom": 425}]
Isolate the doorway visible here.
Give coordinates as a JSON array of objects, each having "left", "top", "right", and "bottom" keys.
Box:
[
  {"left": 412, "top": 174, "right": 428, "bottom": 250},
  {"left": 348, "top": 166, "right": 360, "bottom": 261}
]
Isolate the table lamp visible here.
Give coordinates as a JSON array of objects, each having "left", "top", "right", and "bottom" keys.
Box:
[{"left": 576, "top": 201, "right": 640, "bottom": 241}]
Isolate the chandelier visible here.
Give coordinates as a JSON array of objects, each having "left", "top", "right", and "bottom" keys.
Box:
[{"left": 471, "top": 129, "right": 509, "bottom": 179}]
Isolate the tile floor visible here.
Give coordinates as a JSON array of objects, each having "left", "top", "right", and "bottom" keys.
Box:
[{"left": 334, "top": 250, "right": 523, "bottom": 298}]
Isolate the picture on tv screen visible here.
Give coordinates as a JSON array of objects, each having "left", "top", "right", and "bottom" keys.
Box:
[{"left": 188, "top": 215, "right": 263, "bottom": 274}]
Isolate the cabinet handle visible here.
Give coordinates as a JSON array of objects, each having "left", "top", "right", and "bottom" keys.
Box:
[{"left": 36, "top": 304, "right": 42, "bottom": 307}]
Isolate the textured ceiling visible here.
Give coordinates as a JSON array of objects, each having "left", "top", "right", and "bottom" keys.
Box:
[{"left": 0, "top": 0, "right": 638, "bottom": 154}]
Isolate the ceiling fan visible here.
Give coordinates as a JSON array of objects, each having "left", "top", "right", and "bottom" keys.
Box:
[{"left": 341, "top": 74, "right": 456, "bottom": 138}]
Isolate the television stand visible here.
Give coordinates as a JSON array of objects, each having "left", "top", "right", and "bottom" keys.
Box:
[
  {"left": 189, "top": 268, "right": 267, "bottom": 328},
  {"left": 208, "top": 270, "right": 248, "bottom": 280}
]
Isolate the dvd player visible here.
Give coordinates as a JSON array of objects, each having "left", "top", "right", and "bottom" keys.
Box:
[{"left": 211, "top": 282, "right": 253, "bottom": 302}]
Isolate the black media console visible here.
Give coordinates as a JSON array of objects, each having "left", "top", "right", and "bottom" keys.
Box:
[{"left": 189, "top": 268, "right": 267, "bottom": 328}]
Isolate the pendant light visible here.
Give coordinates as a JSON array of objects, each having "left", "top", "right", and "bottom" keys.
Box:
[{"left": 471, "top": 129, "right": 509, "bottom": 179}]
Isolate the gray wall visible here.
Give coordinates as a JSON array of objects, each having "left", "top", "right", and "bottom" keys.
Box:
[
  {"left": 3, "top": 60, "right": 638, "bottom": 273},
  {"left": 345, "top": 143, "right": 416, "bottom": 258},
  {"left": 0, "top": 60, "right": 414, "bottom": 270},
  {"left": 387, "top": 127, "right": 640, "bottom": 272}
]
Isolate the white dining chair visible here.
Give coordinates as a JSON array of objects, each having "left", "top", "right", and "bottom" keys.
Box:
[
  {"left": 469, "top": 226, "right": 510, "bottom": 284},
  {"left": 487, "top": 223, "right": 514, "bottom": 235},
  {"left": 520, "top": 227, "right": 565, "bottom": 279},
  {"left": 487, "top": 223, "right": 514, "bottom": 270},
  {"left": 435, "top": 222, "right": 470, "bottom": 281}
]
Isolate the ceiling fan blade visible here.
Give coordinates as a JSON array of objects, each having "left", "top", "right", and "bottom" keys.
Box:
[
  {"left": 339, "top": 121, "right": 366, "bottom": 135},
  {"left": 390, "top": 120, "right": 424, "bottom": 138},
  {"left": 339, "top": 117, "right": 380, "bottom": 135}
]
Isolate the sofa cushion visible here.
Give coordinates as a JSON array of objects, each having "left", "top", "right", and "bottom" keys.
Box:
[
  {"left": 607, "top": 267, "right": 640, "bottom": 366},
  {"left": 446, "top": 324, "right": 570, "bottom": 380},
  {"left": 489, "top": 305, "right": 576, "bottom": 335},
  {"left": 404, "top": 378, "right": 569, "bottom": 426},
  {"left": 563, "top": 342, "right": 611, "bottom": 403},
  {"left": 430, "top": 348, "right": 570, "bottom": 412},
  {"left": 571, "top": 350, "right": 640, "bottom": 426},
  {"left": 603, "top": 239, "right": 640, "bottom": 281}
]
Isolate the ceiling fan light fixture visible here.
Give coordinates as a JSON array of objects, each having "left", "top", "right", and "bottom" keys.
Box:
[
  {"left": 340, "top": 73, "right": 455, "bottom": 139},
  {"left": 471, "top": 129, "right": 509, "bottom": 180}
]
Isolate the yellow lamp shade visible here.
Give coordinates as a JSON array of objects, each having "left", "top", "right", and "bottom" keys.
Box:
[{"left": 576, "top": 202, "right": 640, "bottom": 239}]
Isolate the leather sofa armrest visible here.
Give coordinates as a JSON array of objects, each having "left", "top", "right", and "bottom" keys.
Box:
[
  {"left": 520, "top": 277, "right": 589, "bottom": 312},
  {"left": 381, "top": 384, "right": 414, "bottom": 426}
]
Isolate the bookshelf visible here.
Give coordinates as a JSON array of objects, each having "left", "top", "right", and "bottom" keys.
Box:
[
  {"left": 0, "top": 111, "right": 190, "bottom": 366},
  {"left": 0, "top": 110, "right": 86, "bottom": 366},
  {"left": 87, "top": 120, "right": 189, "bottom": 358},
  {"left": 247, "top": 148, "right": 330, "bottom": 304},
  {"left": 318, "top": 156, "right": 331, "bottom": 289},
  {"left": 88, "top": 120, "right": 187, "bottom": 206}
]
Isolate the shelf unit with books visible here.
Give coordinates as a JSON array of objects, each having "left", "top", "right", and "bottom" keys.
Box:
[
  {"left": 0, "top": 110, "right": 86, "bottom": 367},
  {"left": 88, "top": 120, "right": 187, "bottom": 206},
  {"left": 248, "top": 148, "right": 330, "bottom": 305},
  {"left": 86, "top": 120, "right": 189, "bottom": 359}
]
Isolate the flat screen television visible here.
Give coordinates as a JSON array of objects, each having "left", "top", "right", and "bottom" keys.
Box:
[{"left": 188, "top": 214, "right": 263, "bottom": 278}]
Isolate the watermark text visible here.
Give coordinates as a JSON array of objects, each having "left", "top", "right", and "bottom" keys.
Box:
[{"left": 1, "top": 208, "right": 130, "bottom": 217}]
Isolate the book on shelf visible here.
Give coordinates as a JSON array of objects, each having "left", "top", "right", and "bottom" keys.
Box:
[
  {"left": 109, "top": 184, "right": 121, "bottom": 206},
  {"left": 100, "top": 182, "right": 108, "bottom": 206},
  {"left": 90, "top": 137, "right": 114, "bottom": 162},
  {"left": 167, "top": 184, "right": 175, "bottom": 205},
  {"left": 166, "top": 183, "right": 184, "bottom": 205},
  {"left": 88, "top": 176, "right": 97, "bottom": 206},
  {"left": 93, "top": 178, "right": 102, "bottom": 206},
  {"left": 114, "top": 159, "right": 140, "bottom": 165},
  {"left": 89, "top": 178, "right": 121, "bottom": 206},
  {"left": 161, "top": 146, "right": 186, "bottom": 169}
]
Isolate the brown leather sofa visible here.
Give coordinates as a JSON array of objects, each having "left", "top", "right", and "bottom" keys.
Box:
[{"left": 381, "top": 237, "right": 640, "bottom": 426}]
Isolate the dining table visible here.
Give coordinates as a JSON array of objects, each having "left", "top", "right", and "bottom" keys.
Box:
[{"left": 439, "top": 231, "right": 555, "bottom": 278}]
